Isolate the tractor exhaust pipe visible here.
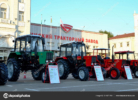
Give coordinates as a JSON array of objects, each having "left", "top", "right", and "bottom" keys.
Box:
[{"left": 112, "top": 45, "right": 114, "bottom": 63}]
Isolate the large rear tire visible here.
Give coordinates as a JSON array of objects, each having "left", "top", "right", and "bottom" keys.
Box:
[
  {"left": 57, "top": 60, "right": 70, "bottom": 79},
  {"left": 7, "top": 58, "right": 20, "bottom": 81},
  {"left": 0, "top": 63, "right": 8, "bottom": 85},
  {"left": 78, "top": 67, "right": 89, "bottom": 81},
  {"left": 109, "top": 68, "right": 120, "bottom": 79}
]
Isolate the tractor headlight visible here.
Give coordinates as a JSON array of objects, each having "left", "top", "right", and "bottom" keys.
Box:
[
  {"left": 50, "top": 60, "right": 53, "bottom": 62},
  {"left": 46, "top": 60, "right": 48, "bottom": 63}
]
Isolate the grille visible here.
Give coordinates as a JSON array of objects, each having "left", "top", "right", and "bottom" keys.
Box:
[
  {"left": 91, "top": 57, "right": 96, "bottom": 63},
  {"left": 122, "top": 60, "right": 126, "bottom": 65},
  {"left": 46, "top": 52, "right": 53, "bottom": 60}
]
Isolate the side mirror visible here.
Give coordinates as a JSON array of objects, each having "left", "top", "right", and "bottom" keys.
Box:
[
  {"left": 42, "top": 38, "right": 45, "bottom": 44},
  {"left": 13, "top": 40, "right": 15, "bottom": 42}
]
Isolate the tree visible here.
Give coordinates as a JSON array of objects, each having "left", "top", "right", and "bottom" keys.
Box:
[{"left": 99, "top": 30, "right": 114, "bottom": 39}]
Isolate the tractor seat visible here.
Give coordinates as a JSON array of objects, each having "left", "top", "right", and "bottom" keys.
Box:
[{"left": 97, "top": 55, "right": 104, "bottom": 64}]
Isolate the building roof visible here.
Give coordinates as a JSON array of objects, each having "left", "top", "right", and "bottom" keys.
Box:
[{"left": 109, "top": 33, "right": 135, "bottom": 40}]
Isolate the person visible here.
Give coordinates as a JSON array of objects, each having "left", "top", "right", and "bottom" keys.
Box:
[{"left": 101, "top": 55, "right": 105, "bottom": 59}]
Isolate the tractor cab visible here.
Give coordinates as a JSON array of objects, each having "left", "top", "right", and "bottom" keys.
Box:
[
  {"left": 92, "top": 48, "right": 111, "bottom": 65},
  {"left": 14, "top": 35, "right": 45, "bottom": 53},
  {"left": 58, "top": 41, "right": 86, "bottom": 65},
  {"left": 115, "top": 51, "right": 138, "bottom": 73}
]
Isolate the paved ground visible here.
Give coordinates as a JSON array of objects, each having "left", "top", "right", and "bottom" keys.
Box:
[{"left": 1, "top": 72, "right": 138, "bottom": 91}]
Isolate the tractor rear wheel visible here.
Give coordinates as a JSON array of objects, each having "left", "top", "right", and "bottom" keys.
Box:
[
  {"left": 0, "top": 63, "right": 8, "bottom": 85},
  {"left": 78, "top": 67, "right": 89, "bottom": 81},
  {"left": 109, "top": 68, "right": 120, "bottom": 79},
  {"left": 41, "top": 68, "right": 49, "bottom": 83},
  {"left": 7, "top": 58, "right": 20, "bottom": 81},
  {"left": 72, "top": 70, "right": 79, "bottom": 79},
  {"left": 57, "top": 60, "right": 70, "bottom": 79},
  {"left": 134, "top": 68, "right": 138, "bottom": 78},
  {"left": 32, "top": 68, "right": 42, "bottom": 80}
]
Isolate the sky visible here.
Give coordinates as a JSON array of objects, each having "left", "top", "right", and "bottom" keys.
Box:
[{"left": 31, "top": 0, "right": 138, "bottom": 36}]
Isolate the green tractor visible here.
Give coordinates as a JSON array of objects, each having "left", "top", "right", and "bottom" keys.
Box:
[
  {"left": 7, "top": 35, "right": 55, "bottom": 82},
  {"left": 0, "top": 60, "right": 8, "bottom": 85}
]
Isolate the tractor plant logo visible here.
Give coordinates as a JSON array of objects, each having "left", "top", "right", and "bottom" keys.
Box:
[{"left": 60, "top": 24, "right": 73, "bottom": 33}]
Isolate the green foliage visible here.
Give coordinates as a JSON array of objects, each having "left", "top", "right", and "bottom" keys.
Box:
[{"left": 99, "top": 30, "right": 114, "bottom": 39}]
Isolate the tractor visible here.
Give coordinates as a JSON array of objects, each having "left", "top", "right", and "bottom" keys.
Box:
[
  {"left": 0, "top": 60, "right": 8, "bottom": 85},
  {"left": 55, "top": 41, "right": 107, "bottom": 81},
  {"left": 7, "top": 35, "right": 56, "bottom": 82},
  {"left": 92, "top": 48, "right": 129, "bottom": 79},
  {"left": 114, "top": 51, "right": 138, "bottom": 78}
]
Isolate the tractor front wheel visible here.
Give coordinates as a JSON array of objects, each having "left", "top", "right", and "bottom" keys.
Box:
[
  {"left": 0, "top": 63, "right": 8, "bottom": 85},
  {"left": 134, "top": 68, "right": 138, "bottom": 78},
  {"left": 41, "top": 68, "right": 49, "bottom": 83},
  {"left": 78, "top": 67, "right": 89, "bottom": 81},
  {"left": 7, "top": 58, "right": 20, "bottom": 81},
  {"left": 109, "top": 68, "right": 120, "bottom": 79},
  {"left": 31, "top": 69, "right": 42, "bottom": 80},
  {"left": 72, "top": 70, "right": 79, "bottom": 79},
  {"left": 57, "top": 60, "right": 70, "bottom": 79}
]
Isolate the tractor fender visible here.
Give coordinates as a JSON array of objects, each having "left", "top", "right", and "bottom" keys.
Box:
[{"left": 55, "top": 57, "right": 67, "bottom": 62}]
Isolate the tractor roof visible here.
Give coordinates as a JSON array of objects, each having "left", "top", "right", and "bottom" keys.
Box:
[
  {"left": 93, "top": 48, "right": 110, "bottom": 50},
  {"left": 115, "top": 51, "right": 134, "bottom": 54},
  {"left": 16, "top": 35, "right": 42, "bottom": 39},
  {"left": 61, "top": 41, "right": 84, "bottom": 46}
]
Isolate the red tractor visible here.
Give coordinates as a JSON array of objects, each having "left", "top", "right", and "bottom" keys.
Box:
[
  {"left": 92, "top": 48, "right": 129, "bottom": 79},
  {"left": 55, "top": 41, "right": 106, "bottom": 81},
  {"left": 114, "top": 51, "right": 138, "bottom": 78}
]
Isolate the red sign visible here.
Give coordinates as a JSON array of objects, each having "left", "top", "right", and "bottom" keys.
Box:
[
  {"left": 60, "top": 24, "right": 73, "bottom": 33},
  {"left": 31, "top": 33, "right": 98, "bottom": 44}
]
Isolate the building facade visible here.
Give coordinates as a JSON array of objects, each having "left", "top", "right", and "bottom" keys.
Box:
[
  {"left": 109, "top": 33, "right": 135, "bottom": 59},
  {"left": 31, "top": 23, "right": 108, "bottom": 59},
  {"left": 0, "top": 0, "right": 31, "bottom": 61},
  {"left": 134, "top": 11, "right": 138, "bottom": 59}
]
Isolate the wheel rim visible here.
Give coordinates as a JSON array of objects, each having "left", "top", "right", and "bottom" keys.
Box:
[
  {"left": 79, "top": 70, "right": 85, "bottom": 79},
  {"left": 135, "top": 71, "right": 138, "bottom": 76},
  {"left": 111, "top": 70, "right": 117, "bottom": 78},
  {"left": 7, "top": 62, "right": 14, "bottom": 79},
  {"left": 42, "top": 72, "right": 46, "bottom": 81},
  {"left": 58, "top": 63, "right": 64, "bottom": 77}
]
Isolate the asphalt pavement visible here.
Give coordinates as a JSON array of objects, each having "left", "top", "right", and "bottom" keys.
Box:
[{"left": 0, "top": 72, "right": 138, "bottom": 91}]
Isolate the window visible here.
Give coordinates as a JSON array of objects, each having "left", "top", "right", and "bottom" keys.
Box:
[
  {"left": 15, "top": 40, "right": 20, "bottom": 52},
  {"left": 93, "top": 46, "right": 95, "bottom": 49},
  {"left": 120, "top": 43, "right": 122, "bottom": 47},
  {"left": 18, "top": 31, "right": 22, "bottom": 37},
  {"left": 67, "top": 47, "right": 72, "bottom": 56},
  {"left": 60, "top": 47, "right": 66, "bottom": 57},
  {"left": 96, "top": 46, "right": 98, "bottom": 48},
  {"left": 114, "top": 43, "right": 116, "bottom": 48},
  {"left": 19, "top": 11, "right": 24, "bottom": 21},
  {"left": 21, "top": 39, "right": 26, "bottom": 51},
  {"left": 19, "top": 0, "right": 24, "bottom": 3},
  {"left": 127, "top": 42, "right": 129, "bottom": 47},
  {"left": 0, "top": 8, "right": 6, "bottom": 19}
]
